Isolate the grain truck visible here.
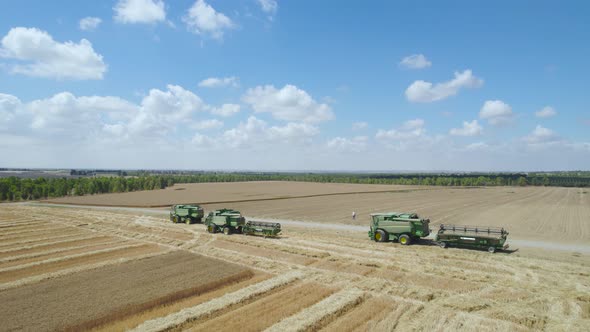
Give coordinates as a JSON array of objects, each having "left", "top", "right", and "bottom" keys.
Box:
[
  {"left": 169, "top": 204, "right": 204, "bottom": 224},
  {"left": 368, "top": 212, "right": 430, "bottom": 245},
  {"left": 435, "top": 224, "right": 509, "bottom": 253}
]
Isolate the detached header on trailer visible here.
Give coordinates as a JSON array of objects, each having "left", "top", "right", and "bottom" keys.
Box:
[{"left": 435, "top": 224, "right": 509, "bottom": 253}]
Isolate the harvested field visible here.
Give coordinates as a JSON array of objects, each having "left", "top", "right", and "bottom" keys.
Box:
[
  {"left": 186, "top": 282, "right": 333, "bottom": 332},
  {"left": 46, "top": 182, "right": 590, "bottom": 243},
  {"left": 2, "top": 181, "right": 590, "bottom": 331},
  {"left": 0, "top": 251, "right": 251, "bottom": 332},
  {"left": 46, "top": 181, "right": 423, "bottom": 207}
]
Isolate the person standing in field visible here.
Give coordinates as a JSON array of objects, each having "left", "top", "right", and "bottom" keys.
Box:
[{"left": 352, "top": 211, "right": 356, "bottom": 220}]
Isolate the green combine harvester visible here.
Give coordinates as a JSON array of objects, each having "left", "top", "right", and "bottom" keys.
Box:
[
  {"left": 368, "top": 212, "right": 430, "bottom": 245},
  {"left": 204, "top": 208, "right": 281, "bottom": 237},
  {"left": 204, "top": 208, "right": 245, "bottom": 235},
  {"left": 169, "top": 204, "right": 204, "bottom": 224},
  {"left": 435, "top": 224, "right": 509, "bottom": 253}
]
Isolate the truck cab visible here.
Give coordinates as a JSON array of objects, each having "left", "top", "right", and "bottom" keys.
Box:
[{"left": 368, "top": 212, "right": 430, "bottom": 245}]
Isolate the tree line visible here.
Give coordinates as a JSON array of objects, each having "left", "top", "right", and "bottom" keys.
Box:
[{"left": 1, "top": 172, "right": 589, "bottom": 202}]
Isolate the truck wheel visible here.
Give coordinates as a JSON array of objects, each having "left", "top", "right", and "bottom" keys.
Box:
[
  {"left": 439, "top": 242, "right": 447, "bottom": 248},
  {"left": 488, "top": 246, "right": 496, "bottom": 253},
  {"left": 399, "top": 234, "right": 411, "bottom": 245},
  {"left": 374, "top": 229, "right": 387, "bottom": 242},
  {"left": 207, "top": 224, "right": 217, "bottom": 233},
  {"left": 223, "top": 227, "right": 231, "bottom": 235}
]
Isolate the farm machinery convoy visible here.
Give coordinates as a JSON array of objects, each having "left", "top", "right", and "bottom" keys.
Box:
[
  {"left": 169, "top": 204, "right": 508, "bottom": 252},
  {"left": 170, "top": 206, "right": 282, "bottom": 238}
]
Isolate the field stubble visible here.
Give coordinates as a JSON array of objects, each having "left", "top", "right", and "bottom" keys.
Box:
[{"left": 2, "top": 183, "right": 590, "bottom": 331}]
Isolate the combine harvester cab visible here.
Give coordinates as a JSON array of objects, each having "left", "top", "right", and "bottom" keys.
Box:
[
  {"left": 170, "top": 204, "right": 204, "bottom": 224},
  {"left": 435, "top": 224, "right": 509, "bottom": 253},
  {"left": 204, "top": 208, "right": 245, "bottom": 235},
  {"left": 368, "top": 212, "right": 430, "bottom": 245},
  {"left": 242, "top": 221, "right": 282, "bottom": 238}
]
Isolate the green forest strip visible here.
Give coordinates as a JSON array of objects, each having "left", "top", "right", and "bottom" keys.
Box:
[{"left": 1, "top": 173, "right": 589, "bottom": 202}]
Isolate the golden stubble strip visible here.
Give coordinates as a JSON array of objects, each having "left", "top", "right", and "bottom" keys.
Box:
[
  {"left": 0, "top": 235, "right": 108, "bottom": 257},
  {"left": 187, "top": 282, "right": 334, "bottom": 332},
  {"left": 0, "top": 244, "right": 162, "bottom": 284},
  {"left": 130, "top": 270, "right": 305, "bottom": 332},
  {"left": 0, "top": 230, "right": 88, "bottom": 248},
  {"left": 0, "top": 243, "right": 146, "bottom": 274},
  {"left": 264, "top": 288, "right": 364, "bottom": 332},
  {"left": 0, "top": 239, "right": 128, "bottom": 268},
  {"left": 0, "top": 249, "right": 168, "bottom": 291},
  {"left": 0, "top": 225, "right": 74, "bottom": 237}
]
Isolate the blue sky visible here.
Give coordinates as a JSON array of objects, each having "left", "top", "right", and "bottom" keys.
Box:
[{"left": 0, "top": 0, "right": 589, "bottom": 171}]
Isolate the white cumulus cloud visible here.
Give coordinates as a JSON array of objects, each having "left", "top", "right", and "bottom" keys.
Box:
[
  {"left": 327, "top": 136, "right": 368, "bottom": 152},
  {"left": 479, "top": 100, "right": 514, "bottom": 126},
  {"left": 405, "top": 70, "right": 483, "bottom": 103},
  {"left": 242, "top": 84, "right": 334, "bottom": 123},
  {"left": 113, "top": 0, "right": 166, "bottom": 24},
  {"left": 183, "top": 0, "right": 234, "bottom": 40},
  {"left": 210, "top": 103, "right": 240, "bottom": 117},
  {"left": 198, "top": 76, "right": 239, "bottom": 88},
  {"left": 128, "top": 85, "right": 206, "bottom": 136},
  {"left": 352, "top": 121, "right": 368, "bottom": 131},
  {"left": 399, "top": 54, "right": 431, "bottom": 69},
  {"left": 449, "top": 120, "right": 483, "bottom": 136},
  {"left": 192, "top": 118, "right": 223, "bottom": 130},
  {"left": 79, "top": 17, "right": 102, "bottom": 31},
  {"left": 258, "top": 0, "right": 278, "bottom": 14},
  {"left": 0, "top": 27, "right": 106, "bottom": 80},
  {"left": 535, "top": 106, "right": 557, "bottom": 118},
  {"left": 376, "top": 118, "right": 426, "bottom": 141},
  {"left": 523, "top": 125, "right": 561, "bottom": 144},
  {"left": 221, "top": 116, "right": 318, "bottom": 148}
]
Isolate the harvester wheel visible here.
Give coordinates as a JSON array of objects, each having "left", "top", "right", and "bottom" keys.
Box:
[
  {"left": 173, "top": 216, "right": 179, "bottom": 223},
  {"left": 375, "top": 230, "right": 387, "bottom": 242},
  {"left": 186, "top": 218, "right": 192, "bottom": 225},
  {"left": 488, "top": 246, "right": 496, "bottom": 253},
  {"left": 399, "top": 234, "right": 411, "bottom": 245},
  {"left": 439, "top": 241, "right": 447, "bottom": 248},
  {"left": 223, "top": 227, "right": 231, "bottom": 235},
  {"left": 207, "top": 224, "right": 217, "bottom": 233}
]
